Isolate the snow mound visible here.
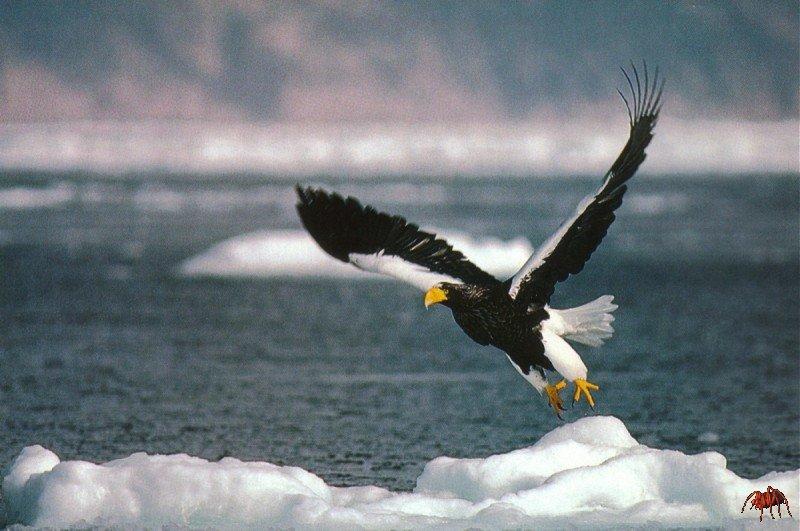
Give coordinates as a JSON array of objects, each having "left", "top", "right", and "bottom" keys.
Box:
[
  {"left": 4, "top": 416, "right": 797, "bottom": 529},
  {"left": 179, "top": 229, "right": 533, "bottom": 279}
]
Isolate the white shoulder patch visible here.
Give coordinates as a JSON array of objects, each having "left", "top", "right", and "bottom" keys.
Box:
[{"left": 509, "top": 195, "right": 595, "bottom": 298}]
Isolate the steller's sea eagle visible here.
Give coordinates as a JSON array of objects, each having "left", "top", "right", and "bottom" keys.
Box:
[{"left": 295, "top": 65, "right": 663, "bottom": 418}]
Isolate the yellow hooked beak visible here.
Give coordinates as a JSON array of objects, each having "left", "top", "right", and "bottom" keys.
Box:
[{"left": 424, "top": 287, "right": 448, "bottom": 308}]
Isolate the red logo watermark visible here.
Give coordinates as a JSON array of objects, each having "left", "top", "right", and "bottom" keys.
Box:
[{"left": 741, "top": 486, "right": 793, "bottom": 522}]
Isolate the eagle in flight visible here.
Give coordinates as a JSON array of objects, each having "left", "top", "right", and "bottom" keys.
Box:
[{"left": 296, "top": 65, "right": 663, "bottom": 418}]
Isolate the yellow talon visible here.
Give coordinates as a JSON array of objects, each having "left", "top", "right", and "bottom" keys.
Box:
[
  {"left": 572, "top": 378, "right": 600, "bottom": 409},
  {"left": 544, "top": 380, "right": 567, "bottom": 418}
]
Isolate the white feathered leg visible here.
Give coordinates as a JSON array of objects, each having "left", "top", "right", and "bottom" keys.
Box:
[
  {"left": 540, "top": 328, "right": 587, "bottom": 381},
  {"left": 540, "top": 327, "right": 600, "bottom": 409}
]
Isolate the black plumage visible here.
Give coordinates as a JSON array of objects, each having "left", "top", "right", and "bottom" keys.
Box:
[
  {"left": 437, "top": 283, "right": 554, "bottom": 375},
  {"left": 296, "top": 186, "right": 498, "bottom": 287},
  {"left": 295, "top": 64, "right": 662, "bottom": 387},
  {"left": 508, "top": 63, "right": 663, "bottom": 307}
]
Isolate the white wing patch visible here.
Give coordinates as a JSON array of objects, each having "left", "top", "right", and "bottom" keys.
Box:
[
  {"left": 349, "top": 252, "right": 463, "bottom": 291},
  {"left": 508, "top": 194, "right": 595, "bottom": 299}
]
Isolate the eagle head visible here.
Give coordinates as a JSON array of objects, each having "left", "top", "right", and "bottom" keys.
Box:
[{"left": 424, "top": 282, "right": 464, "bottom": 309}]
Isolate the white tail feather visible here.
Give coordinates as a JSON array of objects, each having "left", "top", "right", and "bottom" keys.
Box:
[{"left": 547, "top": 295, "right": 618, "bottom": 347}]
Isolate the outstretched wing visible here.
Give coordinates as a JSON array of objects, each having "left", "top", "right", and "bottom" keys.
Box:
[
  {"left": 295, "top": 186, "right": 499, "bottom": 290},
  {"left": 508, "top": 63, "right": 664, "bottom": 306}
]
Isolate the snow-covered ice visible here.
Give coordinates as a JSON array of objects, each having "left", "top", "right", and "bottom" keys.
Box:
[
  {"left": 4, "top": 416, "right": 797, "bottom": 529},
  {"left": 179, "top": 229, "right": 533, "bottom": 279}
]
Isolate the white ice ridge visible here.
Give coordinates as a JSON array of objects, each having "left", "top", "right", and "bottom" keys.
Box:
[
  {"left": 179, "top": 229, "right": 533, "bottom": 279},
  {"left": 0, "top": 119, "right": 797, "bottom": 176},
  {"left": 4, "top": 417, "right": 798, "bottom": 529}
]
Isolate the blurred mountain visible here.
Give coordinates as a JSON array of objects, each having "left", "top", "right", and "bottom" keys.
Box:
[{"left": 0, "top": 0, "right": 797, "bottom": 123}]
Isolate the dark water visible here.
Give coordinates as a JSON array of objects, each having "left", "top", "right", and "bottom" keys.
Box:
[{"left": 0, "top": 174, "right": 797, "bottom": 494}]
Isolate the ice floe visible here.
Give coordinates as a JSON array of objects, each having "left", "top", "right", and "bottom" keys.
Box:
[
  {"left": 0, "top": 119, "right": 797, "bottom": 176},
  {"left": 179, "top": 229, "right": 533, "bottom": 279},
  {"left": 0, "top": 182, "right": 76, "bottom": 209},
  {"left": 4, "top": 416, "right": 797, "bottom": 529}
]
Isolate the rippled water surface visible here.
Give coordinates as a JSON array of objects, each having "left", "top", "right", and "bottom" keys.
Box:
[{"left": 0, "top": 174, "right": 797, "bottom": 492}]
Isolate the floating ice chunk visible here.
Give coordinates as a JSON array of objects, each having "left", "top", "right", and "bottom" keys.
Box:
[
  {"left": 626, "top": 192, "right": 690, "bottom": 215},
  {"left": 416, "top": 417, "right": 638, "bottom": 501},
  {"left": 698, "top": 431, "right": 721, "bottom": 444},
  {"left": 2, "top": 445, "right": 61, "bottom": 525},
  {"left": 3, "top": 447, "right": 340, "bottom": 528},
  {"left": 179, "top": 229, "right": 533, "bottom": 280},
  {"left": 0, "top": 182, "right": 75, "bottom": 209},
  {"left": 3, "top": 416, "right": 798, "bottom": 529}
]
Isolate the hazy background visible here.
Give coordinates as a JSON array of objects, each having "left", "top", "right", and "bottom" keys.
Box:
[
  {"left": 0, "top": 0, "right": 797, "bottom": 176},
  {"left": 1, "top": 0, "right": 798, "bottom": 121}
]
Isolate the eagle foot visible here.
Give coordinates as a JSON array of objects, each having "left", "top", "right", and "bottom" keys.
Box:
[
  {"left": 545, "top": 380, "right": 567, "bottom": 419},
  {"left": 572, "top": 378, "right": 600, "bottom": 409}
]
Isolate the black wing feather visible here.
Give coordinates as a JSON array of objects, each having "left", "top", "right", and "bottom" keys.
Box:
[
  {"left": 295, "top": 186, "right": 499, "bottom": 287},
  {"left": 510, "top": 63, "right": 663, "bottom": 306}
]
